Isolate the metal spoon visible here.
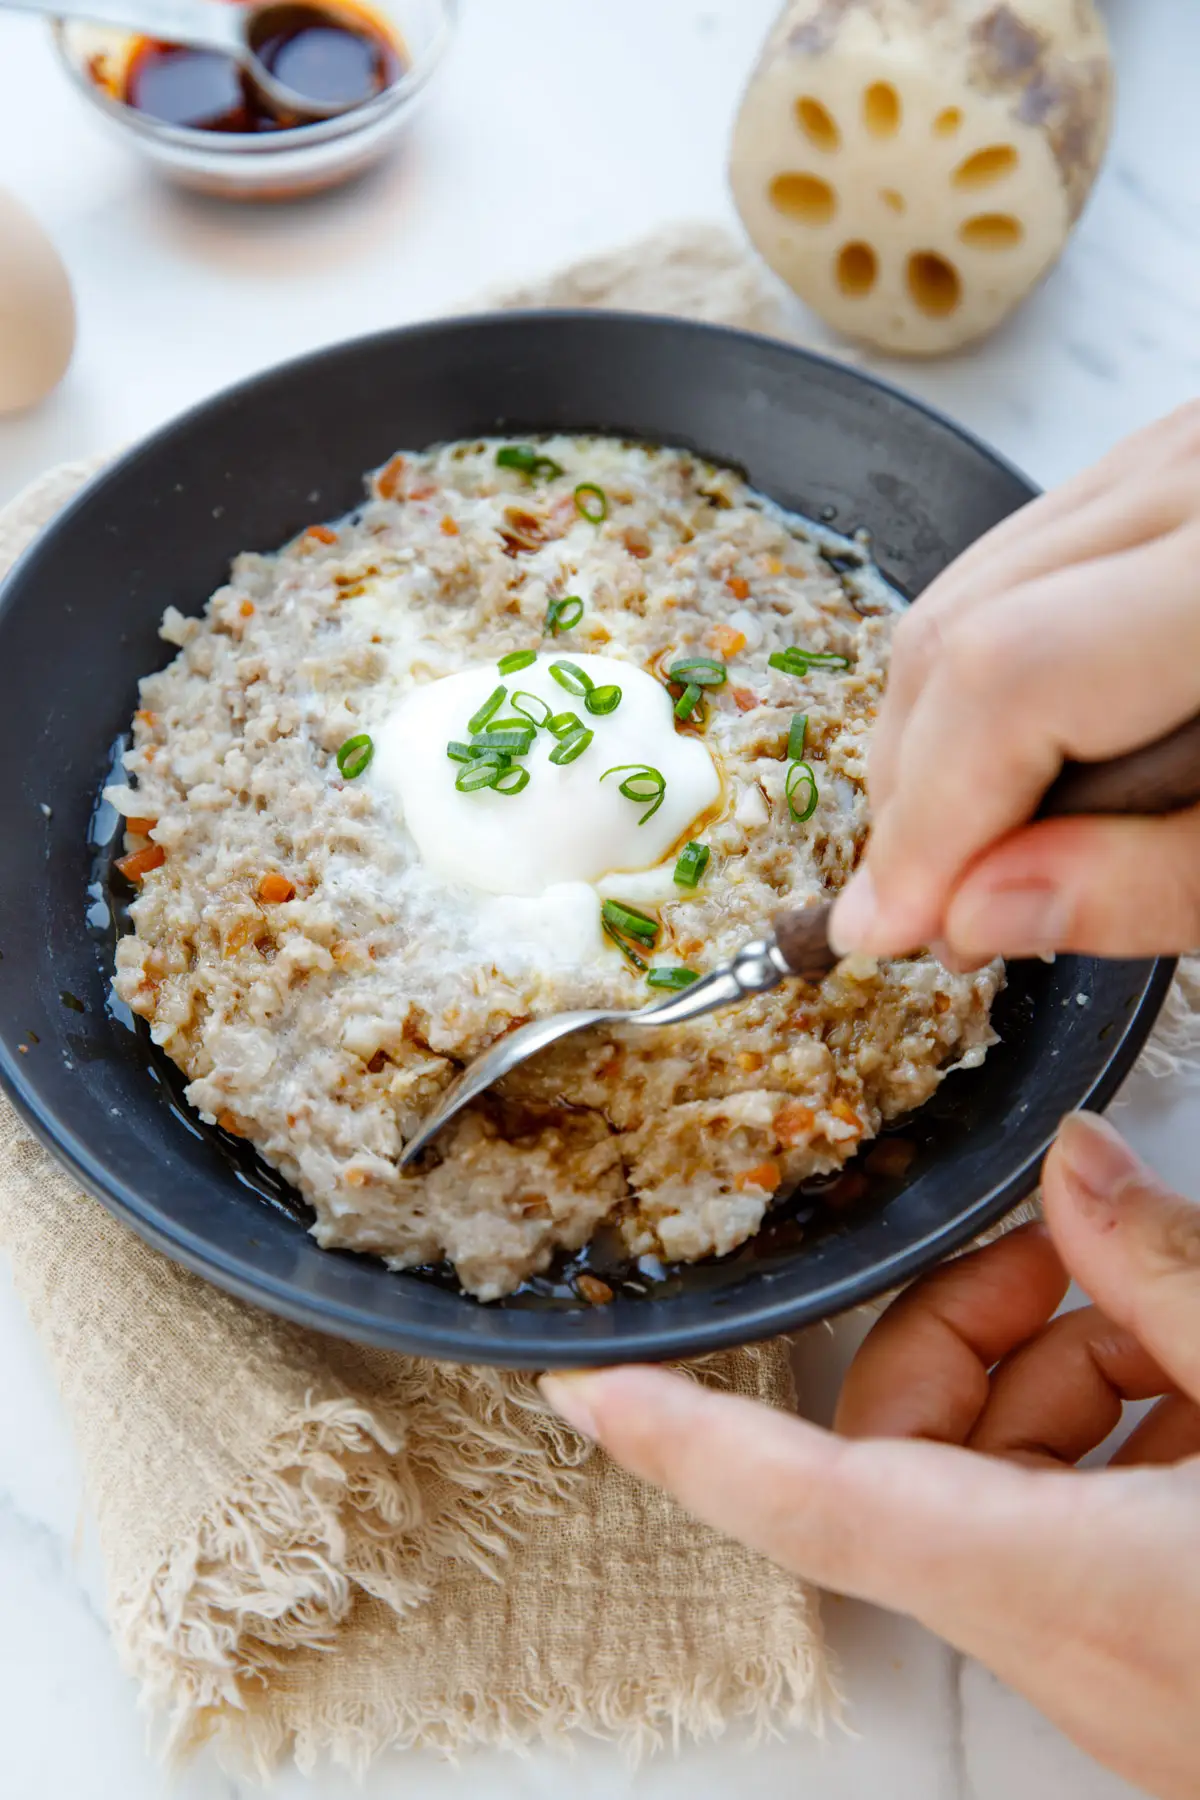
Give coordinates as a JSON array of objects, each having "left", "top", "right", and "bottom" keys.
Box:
[
  {"left": 11, "top": 0, "right": 386, "bottom": 122},
  {"left": 400, "top": 709, "right": 1200, "bottom": 1167}
]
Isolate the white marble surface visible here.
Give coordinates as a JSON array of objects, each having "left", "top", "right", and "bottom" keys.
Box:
[{"left": 0, "top": 0, "right": 1198, "bottom": 1795}]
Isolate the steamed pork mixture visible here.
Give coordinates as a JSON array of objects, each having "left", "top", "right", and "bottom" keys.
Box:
[{"left": 108, "top": 436, "right": 1002, "bottom": 1301}]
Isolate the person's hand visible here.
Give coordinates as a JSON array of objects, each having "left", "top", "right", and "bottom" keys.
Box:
[
  {"left": 539, "top": 1110, "right": 1200, "bottom": 1800},
  {"left": 829, "top": 401, "right": 1200, "bottom": 964}
]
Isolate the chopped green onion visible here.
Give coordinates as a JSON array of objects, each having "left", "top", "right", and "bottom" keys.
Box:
[
  {"left": 470, "top": 727, "right": 535, "bottom": 756},
  {"left": 511, "top": 691, "right": 552, "bottom": 729},
  {"left": 455, "top": 756, "right": 507, "bottom": 793},
  {"left": 673, "top": 682, "right": 703, "bottom": 721},
  {"left": 646, "top": 967, "right": 700, "bottom": 991},
  {"left": 548, "top": 726, "right": 594, "bottom": 765},
  {"left": 548, "top": 710, "right": 584, "bottom": 737},
  {"left": 668, "top": 657, "right": 727, "bottom": 688},
  {"left": 467, "top": 685, "right": 507, "bottom": 734},
  {"left": 786, "top": 759, "right": 820, "bottom": 823},
  {"left": 585, "top": 684, "right": 622, "bottom": 716},
  {"left": 602, "top": 919, "right": 649, "bottom": 972},
  {"left": 673, "top": 841, "right": 710, "bottom": 888},
  {"left": 545, "top": 595, "right": 585, "bottom": 635},
  {"left": 601, "top": 898, "right": 659, "bottom": 946},
  {"left": 496, "top": 444, "right": 563, "bottom": 480},
  {"left": 769, "top": 647, "right": 852, "bottom": 677},
  {"left": 336, "top": 734, "right": 374, "bottom": 780},
  {"left": 493, "top": 764, "right": 531, "bottom": 795},
  {"left": 550, "top": 659, "right": 594, "bottom": 696},
  {"left": 788, "top": 712, "right": 809, "bottom": 761},
  {"left": 498, "top": 649, "right": 537, "bottom": 675},
  {"left": 445, "top": 740, "right": 475, "bottom": 763},
  {"left": 574, "top": 482, "right": 608, "bottom": 523},
  {"left": 601, "top": 763, "right": 666, "bottom": 824}
]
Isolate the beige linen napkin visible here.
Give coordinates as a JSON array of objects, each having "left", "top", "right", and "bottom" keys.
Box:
[{"left": 0, "top": 225, "right": 833, "bottom": 1777}]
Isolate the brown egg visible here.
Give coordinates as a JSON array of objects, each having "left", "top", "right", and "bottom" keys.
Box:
[{"left": 0, "top": 190, "right": 76, "bottom": 414}]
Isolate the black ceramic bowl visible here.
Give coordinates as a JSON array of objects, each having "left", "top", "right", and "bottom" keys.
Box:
[{"left": 0, "top": 312, "right": 1171, "bottom": 1366}]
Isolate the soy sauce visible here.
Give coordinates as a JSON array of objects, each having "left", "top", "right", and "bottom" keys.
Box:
[{"left": 122, "top": 3, "right": 404, "bottom": 133}]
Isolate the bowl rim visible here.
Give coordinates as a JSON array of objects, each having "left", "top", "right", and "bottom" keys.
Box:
[
  {"left": 0, "top": 309, "right": 1176, "bottom": 1365},
  {"left": 50, "top": 0, "right": 457, "bottom": 155}
]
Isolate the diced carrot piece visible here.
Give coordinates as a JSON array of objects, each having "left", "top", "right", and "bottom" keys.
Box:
[
  {"left": 115, "top": 844, "right": 165, "bottom": 882},
  {"left": 134, "top": 709, "right": 157, "bottom": 728},
  {"left": 934, "top": 992, "right": 951, "bottom": 1014},
  {"left": 776, "top": 1102, "right": 816, "bottom": 1147},
  {"left": 622, "top": 525, "right": 652, "bottom": 558},
  {"left": 736, "top": 1050, "right": 763, "bottom": 1073},
  {"left": 730, "top": 686, "right": 759, "bottom": 713},
  {"left": 223, "top": 918, "right": 256, "bottom": 958},
  {"left": 216, "top": 1110, "right": 245, "bottom": 1137},
  {"left": 375, "top": 454, "right": 406, "bottom": 499},
  {"left": 257, "top": 872, "right": 296, "bottom": 905},
  {"left": 439, "top": 515, "right": 459, "bottom": 536},
  {"left": 735, "top": 1160, "right": 782, "bottom": 1194},
  {"left": 831, "top": 1098, "right": 864, "bottom": 1137},
  {"left": 726, "top": 576, "right": 750, "bottom": 601},
  {"left": 576, "top": 1274, "right": 614, "bottom": 1305},
  {"left": 239, "top": 599, "right": 255, "bottom": 617},
  {"left": 303, "top": 524, "right": 338, "bottom": 546},
  {"left": 764, "top": 557, "right": 784, "bottom": 576},
  {"left": 124, "top": 817, "right": 157, "bottom": 836},
  {"left": 710, "top": 624, "right": 747, "bottom": 656}
]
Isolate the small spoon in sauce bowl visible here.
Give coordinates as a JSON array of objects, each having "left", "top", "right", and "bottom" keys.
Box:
[{"left": 10, "top": 0, "right": 396, "bottom": 123}]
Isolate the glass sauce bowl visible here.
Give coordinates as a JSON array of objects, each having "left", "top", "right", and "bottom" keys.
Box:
[{"left": 53, "top": 0, "right": 456, "bottom": 200}]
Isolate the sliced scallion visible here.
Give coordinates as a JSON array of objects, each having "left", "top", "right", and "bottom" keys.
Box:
[
  {"left": 601, "top": 763, "right": 666, "bottom": 825},
  {"left": 673, "top": 841, "right": 710, "bottom": 888},
  {"left": 336, "top": 734, "right": 374, "bottom": 780},
  {"left": 548, "top": 726, "right": 594, "bottom": 765},
  {"left": 548, "top": 710, "right": 584, "bottom": 737},
  {"left": 769, "top": 647, "right": 851, "bottom": 677},
  {"left": 511, "top": 691, "right": 552, "bottom": 729},
  {"left": 602, "top": 919, "right": 649, "bottom": 972},
  {"left": 467, "top": 685, "right": 507, "bottom": 734},
  {"left": 493, "top": 764, "right": 531, "bottom": 795},
  {"left": 498, "top": 649, "right": 537, "bottom": 676},
  {"left": 445, "top": 740, "right": 475, "bottom": 763},
  {"left": 545, "top": 596, "right": 585, "bottom": 635},
  {"left": 601, "top": 898, "right": 659, "bottom": 946},
  {"left": 455, "top": 757, "right": 507, "bottom": 793},
  {"left": 668, "top": 657, "right": 727, "bottom": 688},
  {"left": 574, "top": 482, "right": 608, "bottom": 523},
  {"left": 585, "top": 684, "right": 622, "bottom": 716},
  {"left": 496, "top": 444, "right": 563, "bottom": 480},
  {"left": 470, "top": 727, "right": 535, "bottom": 756},
  {"left": 646, "top": 967, "right": 699, "bottom": 991},
  {"left": 673, "top": 682, "right": 703, "bottom": 721},
  {"left": 788, "top": 712, "right": 809, "bottom": 761},
  {"left": 786, "top": 759, "right": 820, "bottom": 823},
  {"left": 550, "top": 659, "right": 594, "bottom": 696}
]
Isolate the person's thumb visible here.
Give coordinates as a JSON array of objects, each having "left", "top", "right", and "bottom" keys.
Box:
[
  {"left": 538, "top": 1364, "right": 1076, "bottom": 1637},
  {"left": 1044, "top": 1110, "right": 1200, "bottom": 1403}
]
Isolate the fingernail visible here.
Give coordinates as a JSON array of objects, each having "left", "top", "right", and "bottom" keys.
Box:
[
  {"left": 538, "top": 1372, "right": 598, "bottom": 1439},
  {"left": 829, "top": 870, "right": 879, "bottom": 956},
  {"left": 954, "top": 882, "right": 1072, "bottom": 958},
  {"left": 1057, "top": 1111, "right": 1144, "bottom": 1210}
]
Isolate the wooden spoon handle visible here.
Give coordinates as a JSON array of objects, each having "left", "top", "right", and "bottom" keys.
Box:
[{"left": 771, "top": 711, "right": 1200, "bottom": 980}]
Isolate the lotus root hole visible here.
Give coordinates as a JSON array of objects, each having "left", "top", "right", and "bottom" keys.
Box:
[
  {"left": 863, "top": 82, "right": 901, "bottom": 137},
  {"left": 934, "top": 107, "right": 963, "bottom": 136},
  {"left": 795, "top": 96, "right": 841, "bottom": 152},
  {"left": 836, "top": 242, "right": 878, "bottom": 297},
  {"left": 769, "top": 172, "right": 838, "bottom": 225},
  {"left": 880, "top": 188, "right": 906, "bottom": 214},
  {"left": 953, "top": 145, "right": 1019, "bottom": 188},
  {"left": 960, "top": 212, "right": 1024, "bottom": 249},
  {"left": 908, "top": 252, "right": 962, "bottom": 317}
]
